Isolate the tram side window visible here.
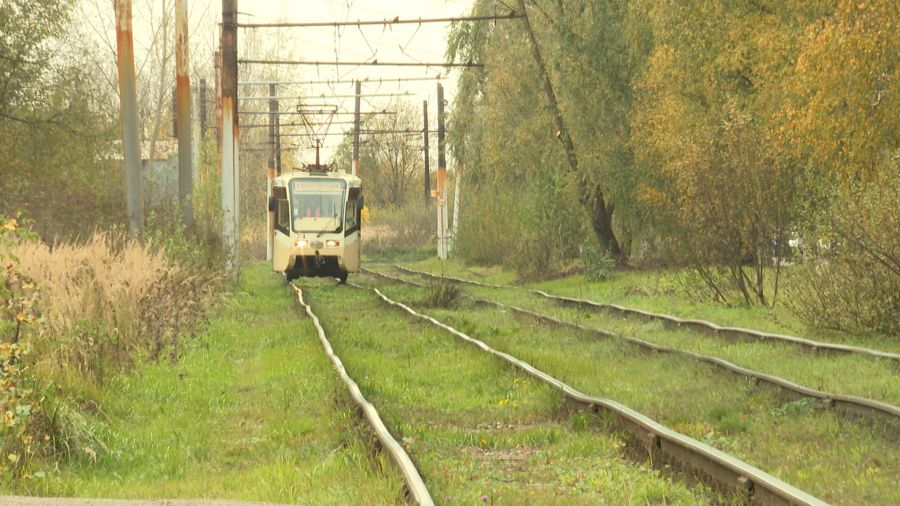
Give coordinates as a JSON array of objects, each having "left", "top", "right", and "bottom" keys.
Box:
[
  {"left": 273, "top": 186, "right": 290, "bottom": 234},
  {"left": 345, "top": 188, "right": 360, "bottom": 234}
]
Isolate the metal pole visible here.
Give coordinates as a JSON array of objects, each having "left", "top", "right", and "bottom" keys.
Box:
[
  {"left": 221, "top": 0, "right": 239, "bottom": 274},
  {"left": 114, "top": 0, "right": 143, "bottom": 238},
  {"left": 437, "top": 84, "right": 447, "bottom": 259},
  {"left": 175, "top": 0, "right": 193, "bottom": 225},
  {"left": 423, "top": 100, "right": 430, "bottom": 206},
  {"left": 275, "top": 99, "right": 282, "bottom": 174},
  {"left": 199, "top": 78, "right": 208, "bottom": 136},
  {"left": 353, "top": 80, "right": 361, "bottom": 177},
  {"left": 267, "top": 158, "right": 275, "bottom": 262}
]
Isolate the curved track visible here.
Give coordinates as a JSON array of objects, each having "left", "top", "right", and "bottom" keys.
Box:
[
  {"left": 351, "top": 278, "right": 826, "bottom": 505},
  {"left": 290, "top": 283, "right": 434, "bottom": 506},
  {"left": 366, "top": 268, "right": 900, "bottom": 423},
  {"left": 393, "top": 265, "right": 900, "bottom": 363}
]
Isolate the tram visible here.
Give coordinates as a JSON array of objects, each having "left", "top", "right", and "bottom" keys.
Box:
[{"left": 269, "top": 164, "right": 362, "bottom": 282}]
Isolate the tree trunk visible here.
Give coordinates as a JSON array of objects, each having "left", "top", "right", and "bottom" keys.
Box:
[
  {"left": 517, "top": 0, "right": 625, "bottom": 263},
  {"left": 580, "top": 181, "right": 623, "bottom": 261}
]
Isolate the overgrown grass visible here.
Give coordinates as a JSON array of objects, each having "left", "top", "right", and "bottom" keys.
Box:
[
  {"left": 305, "top": 279, "right": 710, "bottom": 504},
  {"left": 365, "top": 275, "right": 900, "bottom": 505},
  {"left": 410, "top": 279, "right": 900, "bottom": 406},
  {"left": 4, "top": 263, "right": 402, "bottom": 504},
  {"left": 11, "top": 233, "right": 219, "bottom": 391},
  {"left": 404, "top": 259, "right": 900, "bottom": 352}
]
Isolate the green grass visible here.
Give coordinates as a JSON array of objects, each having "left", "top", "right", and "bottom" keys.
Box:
[
  {"left": 363, "top": 274, "right": 900, "bottom": 505},
  {"left": 424, "top": 280, "right": 900, "bottom": 407},
  {"left": 403, "top": 258, "right": 900, "bottom": 353},
  {"left": 303, "top": 279, "right": 710, "bottom": 504},
  {"left": 6, "top": 263, "right": 402, "bottom": 504}
]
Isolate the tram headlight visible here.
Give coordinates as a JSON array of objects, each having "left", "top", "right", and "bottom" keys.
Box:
[
  {"left": 325, "top": 239, "right": 340, "bottom": 247},
  {"left": 295, "top": 239, "right": 309, "bottom": 248}
]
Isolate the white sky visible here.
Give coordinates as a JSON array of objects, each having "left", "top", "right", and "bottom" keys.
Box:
[{"left": 235, "top": 0, "right": 477, "bottom": 161}]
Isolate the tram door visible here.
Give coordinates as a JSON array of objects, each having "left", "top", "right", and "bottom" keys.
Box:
[{"left": 344, "top": 187, "right": 363, "bottom": 272}]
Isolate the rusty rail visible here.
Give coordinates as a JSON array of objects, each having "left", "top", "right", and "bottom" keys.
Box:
[
  {"left": 290, "top": 283, "right": 434, "bottom": 505},
  {"left": 361, "top": 282, "right": 825, "bottom": 505},
  {"left": 365, "top": 269, "right": 900, "bottom": 422},
  {"left": 393, "top": 266, "right": 900, "bottom": 363}
]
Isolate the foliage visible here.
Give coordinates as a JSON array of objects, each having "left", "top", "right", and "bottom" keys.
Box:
[
  {"left": 419, "top": 280, "right": 462, "bottom": 309},
  {"left": 0, "top": 217, "right": 45, "bottom": 479},
  {"left": 363, "top": 203, "right": 434, "bottom": 260},
  {"left": 789, "top": 174, "right": 899, "bottom": 336},
  {"left": 582, "top": 247, "right": 616, "bottom": 283}
]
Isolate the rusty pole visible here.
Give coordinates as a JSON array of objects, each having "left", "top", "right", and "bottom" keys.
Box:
[
  {"left": 199, "top": 78, "right": 208, "bottom": 136},
  {"left": 266, "top": 83, "right": 276, "bottom": 261},
  {"left": 423, "top": 100, "right": 430, "bottom": 207},
  {"left": 353, "top": 80, "right": 361, "bottom": 177},
  {"left": 436, "top": 83, "right": 448, "bottom": 259},
  {"left": 175, "top": 0, "right": 193, "bottom": 225},
  {"left": 221, "top": 0, "right": 240, "bottom": 273},
  {"left": 114, "top": 0, "right": 143, "bottom": 238}
]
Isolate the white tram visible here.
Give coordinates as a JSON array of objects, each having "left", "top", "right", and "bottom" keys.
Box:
[{"left": 269, "top": 165, "right": 362, "bottom": 283}]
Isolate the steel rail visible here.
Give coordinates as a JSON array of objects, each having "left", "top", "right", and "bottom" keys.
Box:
[
  {"left": 361, "top": 282, "right": 826, "bottom": 506},
  {"left": 393, "top": 266, "right": 900, "bottom": 363},
  {"left": 290, "top": 283, "right": 434, "bottom": 505},
  {"left": 365, "top": 269, "right": 900, "bottom": 423}
]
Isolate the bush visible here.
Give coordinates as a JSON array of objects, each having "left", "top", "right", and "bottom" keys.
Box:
[
  {"left": 364, "top": 203, "right": 434, "bottom": 259},
  {"left": 789, "top": 176, "right": 899, "bottom": 337},
  {"left": 583, "top": 246, "right": 617, "bottom": 283},
  {"left": 419, "top": 281, "right": 462, "bottom": 309}
]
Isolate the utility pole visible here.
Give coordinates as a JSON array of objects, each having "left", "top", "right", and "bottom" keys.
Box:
[
  {"left": 436, "top": 83, "right": 448, "bottom": 260},
  {"left": 266, "top": 83, "right": 276, "bottom": 261},
  {"left": 175, "top": 0, "right": 193, "bottom": 226},
  {"left": 221, "top": 0, "right": 240, "bottom": 274},
  {"left": 423, "top": 100, "right": 430, "bottom": 207},
  {"left": 199, "top": 78, "right": 208, "bottom": 136},
  {"left": 275, "top": 99, "right": 282, "bottom": 174},
  {"left": 114, "top": 0, "right": 143, "bottom": 238},
  {"left": 353, "top": 80, "right": 361, "bottom": 177}
]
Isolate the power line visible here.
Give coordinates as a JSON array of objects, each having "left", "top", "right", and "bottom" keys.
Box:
[
  {"left": 239, "top": 110, "right": 396, "bottom": 116},
  {"left": 239, "top": 59, "right": 482, "bottom": 68},
  {"left": 237, "top": 13, "right": 522, "bottom": 29},
  {"left": 238, "top": 76, "right": 444, "bottom": 86},
  {"left": 239, "top": 92, "right": 411, "bottom": 101}
]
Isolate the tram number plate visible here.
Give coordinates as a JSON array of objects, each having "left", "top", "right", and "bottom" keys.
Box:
[{"left": 294, "top": 183, "right": 343, "bottom": 192}]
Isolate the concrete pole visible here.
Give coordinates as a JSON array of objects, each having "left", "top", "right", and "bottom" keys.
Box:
[
  {"left": 353, "top": 80, "right": 361, "bottom": 176},
  {"left": 275, "top": 100, "right": 282, "bottom": 174},
  {"left": 114, "top": 0, "right": 144, "bottom": 238},
  {"left": 450, "top": 163, "right": 463, "bottom": 255},
  {"left": 423, "top": 100, "right": 430, "bottom": 207},
  {"left": 175, "top": 0, "right": 193, "bottom": 225},
  {"left": 221, "top": 0, "right": 239, "bottom": 274}
]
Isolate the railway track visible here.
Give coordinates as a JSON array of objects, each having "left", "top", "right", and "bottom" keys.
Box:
[
  {"left": 289, "top": 283, "right": 434, "bottom": 505},
  {"left": 365, "top": 268, "right": 900, "bottom": 423},
  {"left": 392, "top": 265, "right": 900, "bottom": 363},
  {"left": 341, "top": 276, "right": 825, "bottom": 505}
]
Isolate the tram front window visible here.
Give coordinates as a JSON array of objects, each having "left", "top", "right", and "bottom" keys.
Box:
[{"left": 289, "top": 179, "right": 346, "bottom": 234}]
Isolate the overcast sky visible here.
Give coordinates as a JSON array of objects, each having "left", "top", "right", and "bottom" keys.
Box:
[{"left": 236, "top": 0, "right": 477, "bottom": 160}]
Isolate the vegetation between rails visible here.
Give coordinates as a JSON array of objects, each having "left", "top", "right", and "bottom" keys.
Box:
[
  {"left": 382, "top": 268, "right": 900, "bottom": 407},
  {"left": 3, "top": 263, "right": 401, "bottom": 503},
  {"left": 363, "top": 274, "right": 900, "bottom": 505},
  {"left": 304, "top": 279, "right": 710, "bottom": 504},
  {"left": 403, "top": 258, "right": 900, "bottom": 353}
]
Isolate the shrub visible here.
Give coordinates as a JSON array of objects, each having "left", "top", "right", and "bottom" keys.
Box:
[
  {"left": 583, "top": 245, "right": 617, "bottom": 283},
  {"left": 419, "top": 281, "right": 462, "bottom": 309},
  {"left": 364, "top": 203, "right": 434, "bottom": 259},
  {"left": 789, "top": 176, "right": 899, "bottom": 337}
]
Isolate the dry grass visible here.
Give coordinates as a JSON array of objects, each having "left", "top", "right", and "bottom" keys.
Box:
[{"left": 10, "top": 233, "right": 220, "bottom": 387}]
